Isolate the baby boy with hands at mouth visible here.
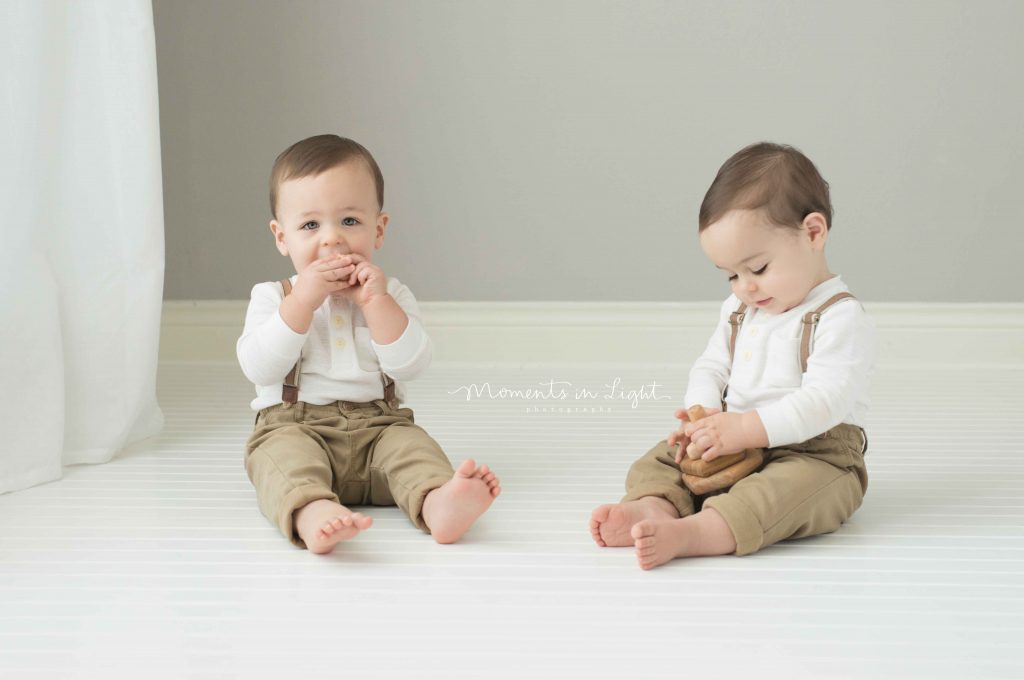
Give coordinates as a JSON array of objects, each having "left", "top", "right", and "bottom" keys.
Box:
[{"left": 238, "top": 134, "right": 500, "bottom": 554}]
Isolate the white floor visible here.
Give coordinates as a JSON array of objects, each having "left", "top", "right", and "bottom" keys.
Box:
[{"left": 2, "top": 361, "right": 1023, "bottom": 679}]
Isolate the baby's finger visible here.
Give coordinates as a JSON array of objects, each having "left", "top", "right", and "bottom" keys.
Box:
[
  {"left": 702, "top": 447, "right": 721, "bottom": 462},
  {"left": 328, "top": 264, "right": 355, "bottom": 279},
  {"left": 330, "top": 279, "right": 353, "bottom": 291},
  {"left": 347, "top": 261, "right": 369, "bottom": 284},
  {"left": 317, "top": 254, "right": 347, "bottom": 267}
]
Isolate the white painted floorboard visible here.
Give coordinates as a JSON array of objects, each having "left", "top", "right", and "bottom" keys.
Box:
[{"left": 2, "top": 361, "right": 1023, "bottom": 679}]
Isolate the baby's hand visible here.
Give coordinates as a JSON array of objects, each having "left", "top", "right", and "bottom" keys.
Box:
[
  {"left": 292, "top": 254, "right": 357, "bottom": 310},
  {"left": 683, "top": 411, "right": 747, "bottom": 462},
  {"left": 670, "top": 406, "right": 721, "bottom": 464},
  {"left": 336, "top": 255, "right": 388, "bottom": 307}
]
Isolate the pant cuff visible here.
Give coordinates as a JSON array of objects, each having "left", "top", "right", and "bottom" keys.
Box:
[
  {"left": 277, "top": 485, "right": 339, "bottom": 549},
  {"left": 703, "top": 493, "right": 764, "bottom": 556}
]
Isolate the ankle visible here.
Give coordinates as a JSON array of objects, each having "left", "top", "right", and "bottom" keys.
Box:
[
  {"left": 644, "top": 496, "right": 681, "bottom": 518},
  {"left": 693, "top": 508, "right": 737, "bottom": 555}
]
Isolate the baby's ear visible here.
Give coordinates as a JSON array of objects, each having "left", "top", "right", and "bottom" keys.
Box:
[
  {"left": 270, "top": 220, "right": 288, "bottom": 256},
  {"left": 374, "top": 212, "right": 390, "bottom": 249},
  {"left": 803, "top": 212, "right": 829, "bottom": 248}
]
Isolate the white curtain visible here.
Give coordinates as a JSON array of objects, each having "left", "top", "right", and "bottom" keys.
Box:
[{"left": 0, "top": 0, "right": 164, "bottom": 494}]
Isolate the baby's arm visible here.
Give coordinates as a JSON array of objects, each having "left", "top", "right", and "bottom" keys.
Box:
[
  {"left": 668, "top": 297, "right": 745, "bottom": 460},
  {"left": 236, "top": 282, "right": 307, "bottom": 386},
  {"left": 683, "top": 296, "right": 737, "bottom": 412},
  {"left": 756, "top": 302, "right": 875, "bottom": 448},
  {"left": 366, "top": 278, "right": 433, "bottom": 382}
]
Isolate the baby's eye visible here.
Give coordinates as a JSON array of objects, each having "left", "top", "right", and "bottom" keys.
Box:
[
  {"left": 752, "top": 264, "right": 768, "bottom": 275},
  {"left": 728, "top": 274, "right": 738, "bottom": 282},
  {"left": 300, "top": 221, "right": 319, "bottom": 231},
  {"left": 342, "top": 217, "right": 359, "bottom": 226}
]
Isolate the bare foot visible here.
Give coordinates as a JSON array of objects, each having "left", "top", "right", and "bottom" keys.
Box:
[
  {"left": 589, "top": 496, "right": 679, "bottom": 547},
  {"left": 422, "top": 459, "right": 501, "bottom": 544},
  {"left": 294, "top": 499, "right": 373, "bottom": 554},
  {"left": 631, "top": 508, "right": 737, "bottom": 570},
  {"left": 631, "top": 518, "right": 694, "bottom": 569}
]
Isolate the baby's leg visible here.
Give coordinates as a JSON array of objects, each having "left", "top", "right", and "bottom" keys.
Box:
[
  {"left": 246, "top": 415, "right": 370, "bottom": 552},
  {"left": 703, "top": 446, "right": 866, "bottom": 557},
  {"left": 631, "top": 507, "right": 736, "bottom": 570},
  {"left": 294, "top": 499, "right": 373, "bottom": 554},
  {"left": 590, "top": 439, "right": 695, "bottom": 547}
]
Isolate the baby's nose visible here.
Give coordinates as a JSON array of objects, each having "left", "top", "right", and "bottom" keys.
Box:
[{"left": 321, "top": 226, "right": 344, "bottom": 245}]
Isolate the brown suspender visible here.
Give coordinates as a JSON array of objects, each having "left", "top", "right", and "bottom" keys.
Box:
[
  {"left": 727, "top": 291, "right": 857, "bottom": 377},
  {"left": 278, "top": 279, "right": 397, "bottom": 407},
  {"left": 799, "top": 293, "right": 856, "bottom": 372},
  {"left": 727, "top": 307, "right": 747, "bottom": 365},
  {"left": 280, "top": 279, "right": 301, "bottom": 405}
]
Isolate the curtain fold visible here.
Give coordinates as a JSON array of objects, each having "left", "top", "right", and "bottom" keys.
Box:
[{"left": 1, "top": 0, "right": 165, "bottom": 494}]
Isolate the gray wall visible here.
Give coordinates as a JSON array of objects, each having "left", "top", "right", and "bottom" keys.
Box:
[{"left": 155, "top": 0, "right": 1024, "bottom": 302}]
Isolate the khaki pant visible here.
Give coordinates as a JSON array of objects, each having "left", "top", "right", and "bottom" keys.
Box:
[
  {"left": 622, "top": 424, "right": 868, "bottom": 556},
  {"left": 245, "top": 400, "right": 454, "bottom": 548}
]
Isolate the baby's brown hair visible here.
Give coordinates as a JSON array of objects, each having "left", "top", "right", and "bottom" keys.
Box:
[
  {"left": 699, "top": 142, "right": 832, "bottom": 232},
  {"left": 269, "top": 134, "right": 384, "bottom": 219}
]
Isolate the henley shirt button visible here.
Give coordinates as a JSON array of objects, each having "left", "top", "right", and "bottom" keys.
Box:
[
  {"left": 333, "top": 315, "right": 344, "bottom": 327},
  {"left": 335, "top": 338, "right": 346, "bottom": 349},
  {"left": 743, "top": 350, "right": 752, "bottom": 361}
]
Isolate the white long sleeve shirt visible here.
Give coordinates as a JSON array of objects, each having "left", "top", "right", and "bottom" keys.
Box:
[
  {"left": 237, "top": 275, "right": 432, "bottom": 410},
  {"left": 684, "top": 276, "right": 875, "bottom": 448}
]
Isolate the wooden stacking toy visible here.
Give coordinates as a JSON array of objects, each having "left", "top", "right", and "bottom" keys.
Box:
[{"left": 678, "top": 405, "right": 764, "bottom": 495}]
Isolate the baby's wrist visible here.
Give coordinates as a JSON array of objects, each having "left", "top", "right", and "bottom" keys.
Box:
[
  {"left": 289, "top": 279, "right": 323, "bottom": 310},
  {"left": 359, "top": 291, "right": 393, "bottom": 310},
  {"left": 278, "top": 292, "right": 315, "bottom": 334}
]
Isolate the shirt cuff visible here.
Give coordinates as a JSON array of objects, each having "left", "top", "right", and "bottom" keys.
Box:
[
  {"left": 371, "top": 316, "right": 428, "bottom": 371},
  {"left": 755, "top": 402, "right": 800, "bottom": 449}
]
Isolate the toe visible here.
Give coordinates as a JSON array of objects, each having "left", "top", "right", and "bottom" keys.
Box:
[
  {"left": 589, "top": 521, "right": 606, "bottom": 545},
  {"left": 631, "top": 520, "right": 655, "bottom": 541},
  {"left": 455, "top": 459, "right": 476, "bottom": 477}
]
